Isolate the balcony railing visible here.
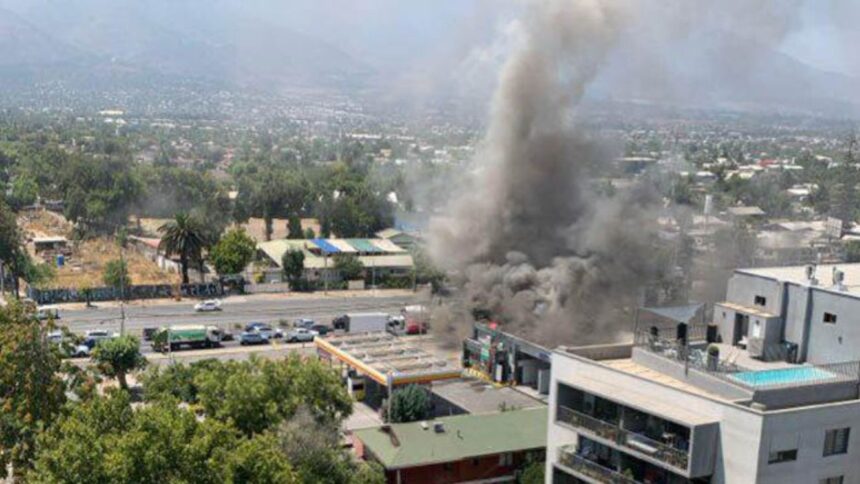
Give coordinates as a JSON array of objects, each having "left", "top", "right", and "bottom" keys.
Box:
[
  {"left": 557, "top": 406, "right": 621, "bottom": 442},
  {"left": 558, "top": 446, "right": 639, "bottom": 484},
  {"left": 557, "top": 405, "right": 689, "bottom": 471}
]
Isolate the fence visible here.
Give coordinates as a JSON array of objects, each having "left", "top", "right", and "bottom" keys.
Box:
[
  {"left": 557, "top": 406, "right": 689, "bottom": 471},
  {"left": 28, "top": 282, "right": 223, "bottom": 304},
  {"left": 557, "top": 446, "right": 639, "bottom": 484},
  {"left": 634, "top": 329, "right": 860, "bottom": 391}
]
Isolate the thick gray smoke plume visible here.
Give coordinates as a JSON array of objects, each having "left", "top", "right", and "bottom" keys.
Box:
[{"left": 428, "top": 0, "right": 663, "bottom": 345}]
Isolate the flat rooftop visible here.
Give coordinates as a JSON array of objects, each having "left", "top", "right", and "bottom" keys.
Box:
[
  {"left": 562, "top": 339, "right": 860, "bottom": 411},
  {"left": 738, "top": 263, "right": 860, "bottom": 296},
  {"left": 431, "top": 378, "right": 546, "bottom": 414}
]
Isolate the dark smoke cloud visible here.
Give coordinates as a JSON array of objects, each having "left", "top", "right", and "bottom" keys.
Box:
[
  {"left": 428, "top": 0, "right": 817, "bottom": 346},
  {"left": 428, "top": 0, "right": 664, "bottom": 345}
]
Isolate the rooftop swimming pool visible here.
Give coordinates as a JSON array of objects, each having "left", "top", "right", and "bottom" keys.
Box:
[{"left": 729, "top": 366, "right": 837, "bottom": 388}]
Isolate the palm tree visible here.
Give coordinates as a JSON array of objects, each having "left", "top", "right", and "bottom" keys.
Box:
[{"left": 158, "top": 213, "right": 206, "bottom": 284}]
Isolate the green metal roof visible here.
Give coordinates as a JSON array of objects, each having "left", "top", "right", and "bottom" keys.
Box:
[
  {"left": 353, "top": 408, "right": 547, "bottom": 469},
  {"left": 345, "top": 238, "right": 383, "bottom": 253}
]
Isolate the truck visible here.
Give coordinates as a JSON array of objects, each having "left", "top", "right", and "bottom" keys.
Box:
[
  {"left": 387, "top": 305, "right": 430, "bottom": 335},
  {"left": 331, "top": 312, "right": 390, "bottom": 333},
  {"left": 151, "top": 325, "right": 223, "bottom": 352}
]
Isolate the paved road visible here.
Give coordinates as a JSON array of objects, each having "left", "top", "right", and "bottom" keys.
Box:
[{"left": 56, "top": 293, "right": 422, "bottom": 336}]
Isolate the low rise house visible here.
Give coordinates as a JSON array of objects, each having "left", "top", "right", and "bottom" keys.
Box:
[
  {"left": 354, "top": 408, "right": 547, "bottom": 484},
  {"left": 255, "top": 238, "right": 414, "bottom": 284},
  {"left": 375, "top": 228, "right": 420, "bottom": 251}
]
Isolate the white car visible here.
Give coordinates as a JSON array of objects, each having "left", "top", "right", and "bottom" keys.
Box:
[
  {"left": 73, "top": 330, "right": 118, "bottom": 358},
  {"left": 194, "top": 299, "right": 222, "bottom": 312},
  {"left": 286, "top": 328, "right": 318, "bottom": 343}
]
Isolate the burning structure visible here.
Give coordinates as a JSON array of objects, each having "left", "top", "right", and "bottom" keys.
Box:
[{"left": 429, "top": 0, "right": 665, "bottom": 345}]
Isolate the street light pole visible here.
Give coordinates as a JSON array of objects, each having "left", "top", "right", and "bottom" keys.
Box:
[{"left": 119, "top": 240, "right": 127, "bottom": 336}]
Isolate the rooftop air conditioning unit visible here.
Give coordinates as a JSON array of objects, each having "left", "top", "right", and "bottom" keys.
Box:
[{"left": 433, "top": 422, "right": 445, "bottom": 433}]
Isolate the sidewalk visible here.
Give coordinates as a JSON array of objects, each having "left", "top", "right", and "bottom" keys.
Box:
[{"left": 51, "top": 288, "right": 419, "bottom": 311}]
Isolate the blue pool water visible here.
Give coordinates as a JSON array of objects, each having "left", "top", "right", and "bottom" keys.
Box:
[{"left": 729, "top": 367, "right": 836, "bottom": 388}]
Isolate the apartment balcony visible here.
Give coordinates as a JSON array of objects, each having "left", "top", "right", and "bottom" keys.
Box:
[
  {"left": 557, "top": 405, "right": 689, "bottom": 473},
  {"left": 558, "top": 446, "right": 639, "bottom": 484}
]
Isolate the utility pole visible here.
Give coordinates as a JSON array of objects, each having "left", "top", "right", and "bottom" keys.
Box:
[{"left": 119, "top": 242, "right": 127, "bottom": 336}]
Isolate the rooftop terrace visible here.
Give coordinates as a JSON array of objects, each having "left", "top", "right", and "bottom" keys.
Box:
[{"left": 562, "top": 328, "right": 860, "bottom": 410}]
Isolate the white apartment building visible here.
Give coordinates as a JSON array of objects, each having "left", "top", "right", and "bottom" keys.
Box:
[{"left": 546, "top": 263, "right": 860, "bottom": 484}]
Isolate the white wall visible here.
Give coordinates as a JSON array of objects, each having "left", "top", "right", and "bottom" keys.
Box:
[{"left": 756, "top": 402, "right": 860, "bottom": 483}]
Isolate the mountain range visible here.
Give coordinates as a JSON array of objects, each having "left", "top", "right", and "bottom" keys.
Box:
[{"left": 0, "top": 1, "right": 857, "bottom": 116}]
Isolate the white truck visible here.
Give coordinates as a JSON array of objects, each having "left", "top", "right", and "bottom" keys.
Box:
[{"left": 332, "top": 312, "right": 390, "bottom": 333}]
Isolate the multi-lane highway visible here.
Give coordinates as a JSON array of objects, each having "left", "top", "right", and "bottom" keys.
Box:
[
  {"left": 56, "top": 291, "right": 423, "bottom": 336},
  {"left": 57, "top": 290, "right": 425, "bottom": 363}
]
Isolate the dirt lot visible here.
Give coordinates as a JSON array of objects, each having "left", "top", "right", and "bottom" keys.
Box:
[
  {"left": 46, "top": 238, "right": 179, "bottom": 289},
  {"left": 18, "top": 209, "right": 72, "bottom": 239},
  {"left": 19, "top": 210, "right": 179, "bottom": 290}
]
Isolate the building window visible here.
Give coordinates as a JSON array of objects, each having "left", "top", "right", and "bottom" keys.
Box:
[
  {"left": 499, "top": 453, "right": 513, "bottom": 466},
  {"left": 823, "top": 313, "right": 838, "bottom": 324},
  {"left": 820, "top": 477, "right": 844, "bottom": 484},
  {"left": 824, "top": 428, "right": 850, "bottom": 456},
  {"left": 472, "top": 458, "right": 480, "bottom": 466},
  {"left": 754, "top": 295, "right": 767, "bottom": 306},
  {"left": 768, "top": 449, "right": 797, "bottom": 464}
]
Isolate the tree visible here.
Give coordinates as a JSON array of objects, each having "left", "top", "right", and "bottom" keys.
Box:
[
  {"left": 282, "top": 249, "right": 305, "bottom": 289},
  {"left": 287, "top": 214, "right": 303, "bottom": 239},
  {"left": 846, "top": 241, "right": 860, "bottom": 263},
  {"left": 303, "top": 227, "right": 315, "bottom": 239},
  {"left": 277, "top": 409, "right": 384, "bottom": 484},
  {"left": 92, "top": 335, "right": 147, "bottom": 390},
  {"left": 102, "top": 259, "right": 130, "bottom": 293},
  {"left": 387, "top": 384, "right": 430, "bottom": 423},
  {"left": 143, "top": 356, "right": 352, "bottom": 436},
  {"left": 58, "top": 155, "right": 143, "bottom": 234},
  {"left": 20, "top": 254, "right": 56, "bottom": 290},
  {"left": 412, "top": 248, "right": 444, "bottom": 292},
  {"left": 333, "top": 253, "right": 364, "bottom": 281},
  {"left": 210, "top": 228, "right": 256, "bottom": 275},
  {"left": 0, "top": 301, "right": 66, "bottom": 478},
  {"left": 0, "top": 200, "right": 25, "bottom": 296},
  {"left": 158, "top": 213, "right": 206, "bottom": 284},
  {"left": 29, "top": 391, "right": 297, "bottom": 484},
  {"left": 519, "top": 461, "right": 545, "bottom": 484},
  {"left": 7, "top": 175, "right": 38, "bottom": 210}
]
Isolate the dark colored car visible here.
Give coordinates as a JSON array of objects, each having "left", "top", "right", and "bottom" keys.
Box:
[
  {"left": 142, "top": 327, "right": 158, "bottom": 341},
  {"left": 332, "top": 315, "right": 349, "bottom": 330},
  {"left": 310, "top": 324, "right": 331, "bottom": 336}
]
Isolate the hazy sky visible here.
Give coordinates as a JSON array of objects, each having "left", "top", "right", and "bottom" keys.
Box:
[{"left": 781, "top": 0, "right": 860, "bottom": 77}]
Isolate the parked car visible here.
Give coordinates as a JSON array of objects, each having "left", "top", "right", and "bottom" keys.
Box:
[
  {"left": 194, "top": 299, "right": 222, "bottom": 312},
  {"left": 310, "top": 324, "right": 331, "bottom": 336},
  {"left": 239, "top": 330, "right": 269, "bottom": 345},
  {"left": 332, "top": 315, "right": 349, "bottom": 330},
  {"left": 286, "top": 328, "right": 318, "bottom": 343},
  {"left": 36, "top": 305, "right": 60, "bottom": 320},
  {"left": 293, "top": 318, "right": 315, "bottom": 329},
  {"left": 244, "top": 322, "right": 283, "bottom": 340},
  {"left": 221, "top": 329, "right": 234, "bottom": 341},
  {"left": 142, "top": 327, "right": 158, "bottom": 341},
  {"left": 73, "top": 330, "right": 117, "bottom": 357}
]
